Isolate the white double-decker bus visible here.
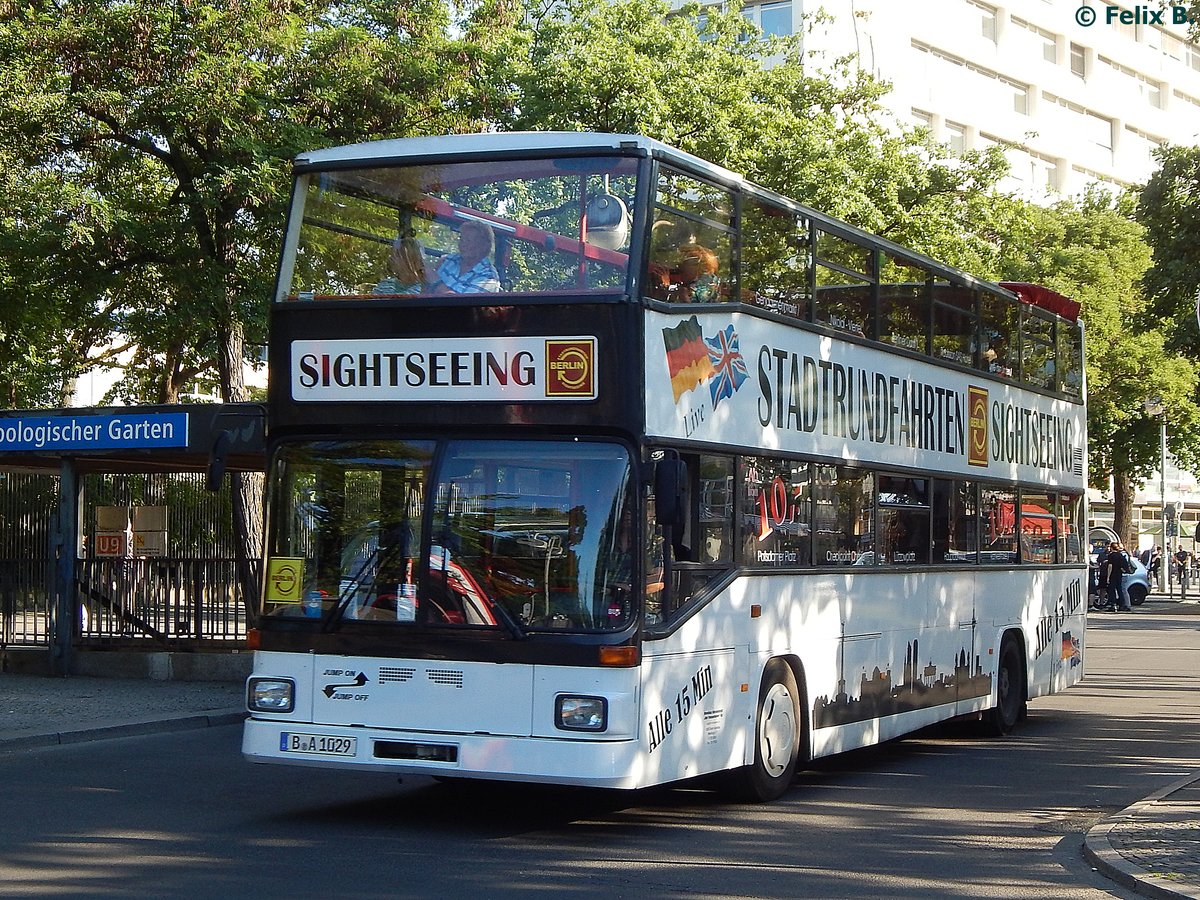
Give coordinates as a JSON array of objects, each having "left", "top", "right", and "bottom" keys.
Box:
[{"left": 242, "top": 133, "right": 1088, "bottom": 800}]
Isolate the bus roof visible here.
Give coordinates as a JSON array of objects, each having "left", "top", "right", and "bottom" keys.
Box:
[{"left": 293, "top": 131, "right": 742, "bottom": 182}]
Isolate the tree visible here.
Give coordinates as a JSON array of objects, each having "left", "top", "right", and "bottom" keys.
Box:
[
  {"left": 480, "top": 0, "right": 1011, "bottom": 268},
  {"left": 997, "top": 188, "right": 1200, "bottom": 546},
  {"left": 1138, "top": 145, "right": 1200, "bottom": 355},
  {"left": 0, "top": 0, "right": 485, "bottom": 607}
]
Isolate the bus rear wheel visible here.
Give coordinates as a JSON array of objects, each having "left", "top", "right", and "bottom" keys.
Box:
[
  {"left": 984, "top": 638, "right": 1026, "bottom": 735},
  {"left": 721, "top": 659, "right": 801, "bottom": 802}
]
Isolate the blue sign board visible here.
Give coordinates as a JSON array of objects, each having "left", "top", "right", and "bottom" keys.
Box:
[{"left": 0, "top": 413, "right": 189, "bottom": 452}]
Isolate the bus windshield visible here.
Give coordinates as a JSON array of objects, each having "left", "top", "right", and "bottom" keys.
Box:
[
  {"left": 263, "top": 439, "right": 637, "bottom": 633},
  {"left": 283, "top": 155, "right": 638, "bottom": 300}
]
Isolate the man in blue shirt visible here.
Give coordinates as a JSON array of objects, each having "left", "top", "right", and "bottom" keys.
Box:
[{"left": 430, "top": 220, "right": 501, "bottom": 294}]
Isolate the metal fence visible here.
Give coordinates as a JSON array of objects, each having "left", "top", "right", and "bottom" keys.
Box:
[
  {"left": 0, "top": 470, "right": 253, "bottom": 650},
  {"left": 0, "top": 473, "right": 58, "bottom": 647},
  {"left": 77, "top": 557, "right": 246, "bottom": 647}
]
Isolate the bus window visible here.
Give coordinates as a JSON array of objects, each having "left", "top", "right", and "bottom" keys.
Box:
[
  {"left": 1058, "top": 494, "right": 1085, "bottom": 563},
  {"left": 814, "top": 230, "right": 874, "bottom": 339},
  {"left": 648, "top": 169, "right": 733, "bottom": 304},
  {"left": 263, "top": 441, "right": 435, "bottom": 621},
  {"left": 979, "top": 290, "right": 1017, "bottom": 380},
  {"left": 429, "top": 441, "right": 634, "bottom": 631},
  {"left": 740, "top": 457, "right": 812, "bottom": 568},
  {"left": 877, "top": 475, "right": 931, "bottom": 565},
  {"left": 931, "top": 283, "right": 978, "bottom": 367},
  {"left": 651, "top": 453, "right": 736, "bottom": 624},
  {"left": 980, "top": 487, "right": 1019, "bottom": 564},
  {"left": 1021, "top": 308, "right": 1056, "bottom": 390},
  {"left": 879, "top": 254, "right": 930, "bottom": 353},
  {"left": 1061, "top": 323, "right": 1083, "bottom": 397},
  {"left": 263, "top": 439, "right": 638, "bottom": 632},
  {"left": 813, "top": 466, "right": 874, "bottom": 566},
  {"left": 1019, "top": 490, "right": 1057, "bottom": 564},
  {"left": 741, "top": 196, "right": 810, "bottom": 320},
  {"left": 932, "top": 480, "right": 979, "bottom": 564},
  {"left": 284, "top": 156, "right": 637, "bottom": 300},
  {"left": 698, "top": 456, "right": 735, "bottom": 564}
]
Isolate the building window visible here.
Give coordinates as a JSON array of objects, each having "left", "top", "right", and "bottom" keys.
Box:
[
  {"left": 1070, "top": 42, "right": 1087, "bottom": 78},
  {"left": 1013, "top": 16, "right": 1057, "bottom": 63},
  {"left": 743, "top": 0, "right": 793, "bottom": 37},
  {"left": 972, "top": 1, "right": 998, "bottom": 42},
  {"left": 946, "top": 120, "right": 967, "bottom": 155},
  {"left": 1013, "top": 83, "right": 1030, "bottom": 115}
]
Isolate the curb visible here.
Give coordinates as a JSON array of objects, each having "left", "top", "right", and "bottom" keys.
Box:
[
  {"left": 1083, "top": 773, "right": 1200, "bottom": 900},
  {"left": 0, "top": 709, "right": 246, "bottom": 753}
]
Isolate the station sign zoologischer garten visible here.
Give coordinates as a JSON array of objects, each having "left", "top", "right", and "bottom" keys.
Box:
[{"left": 0, "top": 412, "right": 188, "bottom": 452}]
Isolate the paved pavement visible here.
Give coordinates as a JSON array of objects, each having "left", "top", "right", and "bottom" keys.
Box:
[
  {"left": 0, "top": 670, "right": 245, "bottom": 751},
  {"left": 1, "top": 596, "right": 1199, "bottom": 899}
]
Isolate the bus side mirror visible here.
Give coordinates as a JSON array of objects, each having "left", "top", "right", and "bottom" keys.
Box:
[
  {"left": 207, "top": 430, "right": 232, "bottom": 492},
  {"left": 654, "top": 459, "right": 687, "bottom": 528}
]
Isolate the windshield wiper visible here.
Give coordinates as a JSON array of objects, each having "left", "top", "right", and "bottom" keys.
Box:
[{"left": 488, "top": 594, "right": 527, "bottom": 640}]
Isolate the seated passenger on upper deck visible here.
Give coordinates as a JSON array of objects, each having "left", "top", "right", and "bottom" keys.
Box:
[
  {"left": 676, "top": 243, "right": 720, "bottom": 303},
  {"left": 647, "top": 220, "right": 721, "bottom": 303},
  {"left": 373, "top": 235, "right": 427, "bottom": 296},
  {"left": 428, "top": 220, "right": 502, "bottom": 294}
]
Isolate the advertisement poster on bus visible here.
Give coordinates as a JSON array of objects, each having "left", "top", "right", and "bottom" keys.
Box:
[{"left": 647, "top": 310, "right": 1087, "bottom": 490}]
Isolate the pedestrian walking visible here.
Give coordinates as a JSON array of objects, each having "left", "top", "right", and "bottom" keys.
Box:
[{"left": 1174, "top": 547, "right": 1190, "bottom": 592}]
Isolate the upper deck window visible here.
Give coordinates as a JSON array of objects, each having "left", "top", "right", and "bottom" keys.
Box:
[
  {"left": 647, "top": 169, "right": 734, "bottom": 304},
  {"left": 280, "top": 156, "right": 638, "bottom": 301}
]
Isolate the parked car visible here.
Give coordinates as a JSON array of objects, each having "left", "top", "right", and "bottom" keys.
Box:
[{"left": 1088, "top": 527, "right": 1151, "bottom": 606}]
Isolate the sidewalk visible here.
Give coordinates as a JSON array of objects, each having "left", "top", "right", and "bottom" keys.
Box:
[
  {"left": 1085, "top": 772, "right": 1200, "bottom": 900},
  {"left": 0, "top": 671, "right": 245, "bottom": 751},
  {"left": 1083, "top": 590, "right": 1200, "bottom": 898}
]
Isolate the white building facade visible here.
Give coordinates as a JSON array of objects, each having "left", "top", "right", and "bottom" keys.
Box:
[{"left": 742, "top": 0, "right": 1200, "bottom": 200}]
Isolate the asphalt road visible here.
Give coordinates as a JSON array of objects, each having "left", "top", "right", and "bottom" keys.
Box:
[{"left": 0, "top": 606, "right": 1196, "bottom": 899}]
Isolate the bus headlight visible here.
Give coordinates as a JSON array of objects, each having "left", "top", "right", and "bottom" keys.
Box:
[
  {"left": 248, "top": 677, "right": 295, "bottom": 713},
  {"left": 555, "top": 695, "right": 607, "bottom": 732}
]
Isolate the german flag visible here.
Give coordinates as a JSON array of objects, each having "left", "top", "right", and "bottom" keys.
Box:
[{"left": 662, "top": 316, "right": 715, "bottom": 403}]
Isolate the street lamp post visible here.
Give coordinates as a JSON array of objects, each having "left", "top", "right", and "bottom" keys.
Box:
[
  {"left": 1145, "top": 397, "right": 1168, "bottom": 595},
  {"left": 1160, "top": 416, "right": 1168, "bottom": 595}
]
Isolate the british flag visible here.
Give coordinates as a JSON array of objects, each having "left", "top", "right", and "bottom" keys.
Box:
[{"left": 706, "top": 324, "right": 748, "bottom": 409}]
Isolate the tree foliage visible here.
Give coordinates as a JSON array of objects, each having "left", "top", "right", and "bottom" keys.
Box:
[
  {"left": 996, "top": 188, "right": 1200, "bottom": 542},
  {"left": 0, "top": 0, "right": 481, "bottom": 405},
  {"left": 483, "top": 0, "right": 1010, "bottom": 269},
  {"left": 1138, "top": 145, "right": 1200, "bottom": 355}
]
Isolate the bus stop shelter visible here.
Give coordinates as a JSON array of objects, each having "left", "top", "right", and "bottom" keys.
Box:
[{"left": 0, "top": 404, "right": 265, "bottom": 675}]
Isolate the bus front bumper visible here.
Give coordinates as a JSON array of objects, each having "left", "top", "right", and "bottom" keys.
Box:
[{"left": 242, "top": 717, "right": 646, "bottom": 789}]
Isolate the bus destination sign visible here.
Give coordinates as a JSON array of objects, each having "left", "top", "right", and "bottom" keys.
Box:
[{"left": 291, "top": 336, "right": 598, "bottom": 402}]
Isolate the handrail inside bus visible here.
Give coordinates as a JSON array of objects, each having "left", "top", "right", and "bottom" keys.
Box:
[{"left": 413, "top": 195, "right": 629, "bottom": 268}]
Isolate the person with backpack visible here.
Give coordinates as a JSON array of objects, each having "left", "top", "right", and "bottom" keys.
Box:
[{"left": 1099, "top": 540, "right": 1134, "bottom": 612}]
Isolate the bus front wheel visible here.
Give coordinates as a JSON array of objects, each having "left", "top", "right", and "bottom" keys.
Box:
[
  {"left": 984, "top": 638, "right": 1026, "bottom": 736},
  {"left": 721, "top": 659, "right": 801, "bottom": 802}
]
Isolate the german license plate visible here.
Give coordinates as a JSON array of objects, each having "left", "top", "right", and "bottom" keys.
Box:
[{"left": 280, "top": 732, "right": 357, "bottom": 757}]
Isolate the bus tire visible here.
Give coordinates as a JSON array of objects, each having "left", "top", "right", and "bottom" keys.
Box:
[
  {"left": 984, "top": 637, "right": 1026, "bottom": 736},
  {"left": 720, "top": 659, "right": 801, "bottom": 802}
]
